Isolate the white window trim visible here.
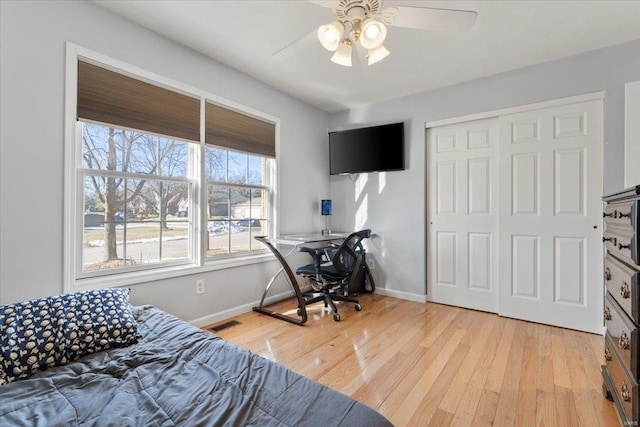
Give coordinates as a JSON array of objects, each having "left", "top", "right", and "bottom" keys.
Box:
[
  {"left": 64, "top": 43, "right": 280, "bottom": 292},
  {"left": 76, "top": 163, "right": 197, "bottom": 281}
]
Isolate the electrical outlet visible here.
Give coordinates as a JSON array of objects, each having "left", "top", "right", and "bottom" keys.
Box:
[
  {"left": 367, "top": 258, "right": 375, "bottom": 270},
  {"left": 195, "top": 279, "right": 205, "bottom": 295}
]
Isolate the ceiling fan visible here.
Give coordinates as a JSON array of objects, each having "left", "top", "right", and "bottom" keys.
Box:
[{"left": 272, "top": 0, "right": 478, "bottom": 67}]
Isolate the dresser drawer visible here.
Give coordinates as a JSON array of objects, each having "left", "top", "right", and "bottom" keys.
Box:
[
  {"left": 605, "top": 253, "right": 640, "bottom": 324},
  {"left": 604, "top": 200, "right": 640, "bottom": 265},
  {"left": 605, "top": 332, "right": 639, "bottom": 423},
  {"left": 605, "top": 293, "right": 639, "bottom": 381}
]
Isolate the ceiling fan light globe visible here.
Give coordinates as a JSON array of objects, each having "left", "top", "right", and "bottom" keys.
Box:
[
  {"left": 365, "top": 24, "right": 379, "bottom": 40},
  {"left": 367, "top": 44, "right": 390, "bottom": 65},
  {"left": 360, "top": 18, "right": 386, "bottom": 49},
  {"left": 331, "top": 39, "right": 353, "bottom": 66},
  {"left": 317, "top": 21, "right": 344, "bottom": 51}
]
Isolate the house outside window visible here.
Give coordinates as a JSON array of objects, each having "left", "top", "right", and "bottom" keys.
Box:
[
  {"left": 65, "top": 47, "right": 277, "bottom": 289},
  {"left": 205, "top": 147, "right": 272, "bottom": 256}
]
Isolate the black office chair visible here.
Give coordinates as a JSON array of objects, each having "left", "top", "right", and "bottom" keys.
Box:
[{"left": 296, "top": 229, "right": 372, "bottom": 321}]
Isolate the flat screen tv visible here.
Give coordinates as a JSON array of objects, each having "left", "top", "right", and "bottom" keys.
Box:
[{"left": 329, "top": 122, "right": 404, "bottom": 175}]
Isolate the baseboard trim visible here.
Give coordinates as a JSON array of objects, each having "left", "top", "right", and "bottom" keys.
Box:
[
  {"left": 190, "top": 287, "right": 428, "bottom": 327},
  {"left": 374, "top": 287, "right": 428, "bottom": 303},
  {"left": 189, "top": 289, "right": 295, "bottom": 327}
]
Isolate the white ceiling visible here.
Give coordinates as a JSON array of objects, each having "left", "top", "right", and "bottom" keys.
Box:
[{"left": 93, "top": 0, "right": 640, "bottom": 113}]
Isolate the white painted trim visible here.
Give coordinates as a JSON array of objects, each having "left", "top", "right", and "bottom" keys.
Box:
[
  {"left": 64, "top": 42, "right": 281, "bottom": 291},
  {"left": 69, "top": 253, "right": 277, "bottom": 293},
  {"left": 189, "top": 289, "right": 295, "bottom": 327},
  {"left": 190, "top": 288, "right": 431, "bottom": 327},
  {"left": 425, "top": 96, "right": 604, "bottom": 333},
  {"left": 375, "top": 287, "right": 428, "bottom": 304},
  {"left": 625, "top": 81, "right": 640, "bottom": 188},
  {"left": 63, "top": 44, "right": 79, "bottom": 293},
  {"left": 188, "top": 288, "right": 431, "bottom": 328},
  {"left": 425, "top": 91, "right": 604, "bottom": 128}
]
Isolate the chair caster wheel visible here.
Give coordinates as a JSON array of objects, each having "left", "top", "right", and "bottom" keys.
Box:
[
  {"left": 333, "top": 313, "right": 340, "bottom": 322},
  {"left": 355, "top": 304, "right": 362, "bottom": 311}
]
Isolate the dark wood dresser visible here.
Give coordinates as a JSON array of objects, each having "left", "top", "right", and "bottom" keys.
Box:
[{"left": 603, "top": 186, "right": 640, "bottom": 425}]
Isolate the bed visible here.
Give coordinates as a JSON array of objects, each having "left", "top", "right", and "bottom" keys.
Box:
[{"left": 0, "top": 289, "right": 392, "bottom": 426}]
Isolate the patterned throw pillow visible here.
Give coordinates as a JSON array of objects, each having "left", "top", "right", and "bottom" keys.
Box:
[
  {"left": 0, "top": 288, "right": 137, "bottom": 386},
  {"left": 0, "top": 298, "right": 64, "bottom": 386},
  {"left": 57, "top": 288, "right": 138, "bottom": 362}
]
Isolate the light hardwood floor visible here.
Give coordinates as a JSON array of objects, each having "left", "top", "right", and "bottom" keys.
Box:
[{"left": 204, "top": 294, "right": 619, "bottom": 426}]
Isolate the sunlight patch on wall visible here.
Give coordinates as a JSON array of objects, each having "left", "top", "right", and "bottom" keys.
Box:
[
  {"left": 378, "top": 172, "right": 386, "bottom": 194},
  {"left": 355, "top": 173, "right": 368, "bottom": 202},
  {"left": 356, "top": 193, "right": 368, "bottom": 230}
]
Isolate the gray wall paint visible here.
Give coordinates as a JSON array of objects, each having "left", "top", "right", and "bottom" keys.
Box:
[
  {"left": 329, "top": 39, "right": 640, "bottom": 298},
  {"left": 3, "top": 1, "right": 639, "bottom": 318},
  {"left": 0, "top": 1, "right": 329, "bottom": 320}
]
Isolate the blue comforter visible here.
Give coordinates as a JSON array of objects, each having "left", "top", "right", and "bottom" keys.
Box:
[{"left": 0, "top": 306, "right": 392, "bottom": 426}]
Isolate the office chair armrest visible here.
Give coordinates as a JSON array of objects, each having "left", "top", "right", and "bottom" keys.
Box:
[
  {"left": 298, "top": 245, "right": 333, "bottom": 272},
  {"left": 298, "top": 246, "right": 322, "bottom": 254},
  {"left": 298, "top": 244, "right": 336, "bottom": 255}
]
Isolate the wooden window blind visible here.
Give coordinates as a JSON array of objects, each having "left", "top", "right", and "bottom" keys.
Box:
[
  {"left": 77, "top": 61, "right": 200, "bottom": 142},
  {"left": 205, "top": 102, "right": 276, "bottom": 158}
]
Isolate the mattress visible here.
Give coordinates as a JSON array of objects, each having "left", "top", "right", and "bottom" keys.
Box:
[{"left": 0, "top": 305, "right": 392, "bottom": 426}]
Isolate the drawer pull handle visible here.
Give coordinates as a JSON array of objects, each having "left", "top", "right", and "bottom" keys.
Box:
[
  {"left": 604, "top": 267, "right": 612, "bottom": 281},
  {"left": 603, "top": 210, "right": 617, "bottom": 218},
  {"left": 619, "top": 211, "right": 631, "bottom": 219},
  {"left": 621, "top": 383, "right": 631, "bottom": 402},
  {"left": 604, "top": 305, "right": 612, "bottom": 321},
  {"left": 605, "top": 346, "right": 612, "bottom": 361},
  {"left": 618, "top": 331, "right": 629, "bottom": 350},
  {"left": 621, "top": 281, "right": 631, "bottom": 299},
  {"left": 618, "top": 242, "right": 631, "bottom": 250},
  {"left": 603, "top": 236, "right": 617, "bottom": 245}
]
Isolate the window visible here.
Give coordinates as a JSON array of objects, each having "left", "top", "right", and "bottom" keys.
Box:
[
  {"left": 203, "top": 100, "right": 276, "bottom": 258},
  {"left": 66, "top": 51, "right": 277, "bottom": 288},
  {"left": 80, "top": 123, "right": 194, "bottom": 275},
  {"left": 205, "top": 147, "right": 272, "bottom": 256}
]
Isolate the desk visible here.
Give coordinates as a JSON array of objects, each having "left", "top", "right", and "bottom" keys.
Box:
[{"left": 253, "top": 233, "right": 348, "bottom": 325}]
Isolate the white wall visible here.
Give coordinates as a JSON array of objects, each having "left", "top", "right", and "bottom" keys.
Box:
[
  {"left": 3, "top": 2, "right": 639, "bottom": 319},
  {"left": 625, "top": 80, "right": 640, "bottom": 187},
  {"left": 0, "top": 1, "right": 329, "bottom": 322},
  {"left": 329, "top": 39, "right": 640, "bottom": 300}
]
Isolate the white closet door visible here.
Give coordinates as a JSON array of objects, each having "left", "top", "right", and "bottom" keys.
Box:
[
  {"left": 427, "top": 118, "right": 499, "bottom": 312},
  {"left": 497, "top": 99, "right": 603, "bottom": 333}
]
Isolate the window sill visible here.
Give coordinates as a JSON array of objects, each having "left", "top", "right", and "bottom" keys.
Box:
[{"left": 69, "top": 252, "right": 275, "bottom": 292}]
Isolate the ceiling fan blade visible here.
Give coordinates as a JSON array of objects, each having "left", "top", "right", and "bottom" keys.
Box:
[
  {"left": 383, "top": 6, "right": 477, "bottom": 33},
  {"left": 272, "top": 30, "right": 318, "bottom": 60}
]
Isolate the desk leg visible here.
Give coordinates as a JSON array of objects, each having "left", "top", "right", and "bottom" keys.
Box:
[
  {"left": 256, "top": 266, "right": 284, "bottom": 309},
  {"left": 363, "top": 263, "right": 376, "bottom": 293},
  {"left": 253, "top": 236, "right": 308, "bottom": 325}
]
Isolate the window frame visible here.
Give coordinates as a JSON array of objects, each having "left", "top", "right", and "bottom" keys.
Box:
[
  {"left": 64, "top": 43, "right": 279, "bottom": 292},
  {"left": 76, "top": 153, "right": 198, "bottom": 280}
]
